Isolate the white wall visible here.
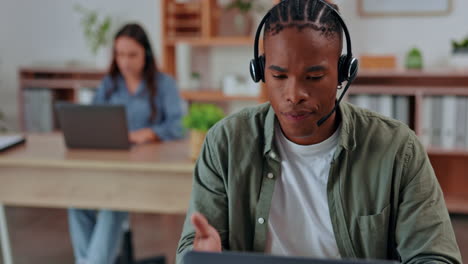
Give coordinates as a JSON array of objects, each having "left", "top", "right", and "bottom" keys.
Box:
[
  {"left": 0, "top": 0, "right": 161, "bottom": 129},
  {"left": 1, "top": 0, "right": 467, "bottom": 128},
  {"left": 335, "top": 0, "right": 468, "bottom": 67}
]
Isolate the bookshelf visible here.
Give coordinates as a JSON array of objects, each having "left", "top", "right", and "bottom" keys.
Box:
[
  {"left": 349, "top": 69, "right": 468, "bottom": 214},
  {"left": 160, "top": 0, "right": 279, "bottom": 88}
]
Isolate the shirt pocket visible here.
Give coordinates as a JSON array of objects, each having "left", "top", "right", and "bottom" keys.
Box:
[{"left": 357, "top": 204, "right": 391, "bottom": 259}]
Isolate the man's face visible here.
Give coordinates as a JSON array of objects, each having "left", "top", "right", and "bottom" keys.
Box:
[{"left": 264, "top": 28, "right": 341, "bottom": 144}]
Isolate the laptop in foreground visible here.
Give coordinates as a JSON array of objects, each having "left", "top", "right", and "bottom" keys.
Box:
[{"left": 183, "top": 251, "right": 398, "bottom": 264}]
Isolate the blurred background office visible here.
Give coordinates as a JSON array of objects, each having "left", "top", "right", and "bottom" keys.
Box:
[{"left": 2, "top": 0, "right": 467, "bottom": 130}]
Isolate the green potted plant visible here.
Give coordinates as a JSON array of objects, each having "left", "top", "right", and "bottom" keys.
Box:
[
  {"left": 451, "top": 36, "right": 468, "bottom": 68},
  {"left": 405, "top": 47, "right": 423, "bottom": 70},
  {"left": 225, "top": 0, "right": 256, "bottom": 36},
  {"left": 183, "top": 104, "right": 225, "bottom": 160},
  {"left": 75, "top": 5, "right": 113, "bottom": 67}
]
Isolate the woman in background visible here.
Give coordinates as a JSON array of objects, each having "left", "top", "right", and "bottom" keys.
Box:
[{"left": 68, "top": 23, "right": 184, "bottom": 264}]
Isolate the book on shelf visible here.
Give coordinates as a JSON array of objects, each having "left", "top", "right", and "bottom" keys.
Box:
[
  {"left": 345, "top": 94, "right": 468, "bottom": 151},
  {"left": 465, "top": 97, "right": 468, "bottom": 149},
  {"left": 393, "top": 96, "right": 410, "bottom": 126},
  {"left": 421, "top": 95, "right": 468, "bottom": 150},
  {"left": 368, "top": 95, "right": 380, "bottom": 113},
  {"left": 378, "top": 95, "right": 393, "bottom": 118},
  {"left": 347, "top": 94, "right": 356, "bottom": 106},
  {"left": 349, "top": 94, "right": 406, "bottom": 123},
  {"left": 454, "top": 97, "right": 466, "bottom": 149},
  {"left": 421, "top": 96, "right": 433, "bottom": 147},
  {"left": 430, "top": 96, "right": 443, "bottom": 148},
  {"left": 24, "top": 88, "right": 53, "bottom": 132},
  {"left": 176, "top": 44, "right": 192, "bottom": 90},
  {"left": 352, "top": 94, "right": 372, "bottom": 111},
  {"left": 441, "top": 96, "right": 457, "bottom": 149}
]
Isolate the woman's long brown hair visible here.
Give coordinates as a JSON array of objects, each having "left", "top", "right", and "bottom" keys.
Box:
[{"left": 107, "top": 23, "right": 158, "bottom": 121}]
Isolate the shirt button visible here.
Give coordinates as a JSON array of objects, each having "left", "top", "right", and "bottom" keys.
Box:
[
  {"left": 267, "top": 173, "right": 274, "bottom": 179},
  {"left": 258, "top": 218, "right": 265, "bottom": 224},
  {"left": 269, "top": 152, "right": 276, "bottom": 159}
]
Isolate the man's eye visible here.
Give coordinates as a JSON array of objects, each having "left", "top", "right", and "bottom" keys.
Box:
[
  {"left": 272, "top": 74, "right": 287, "bottom": 79},
  {"left": 306, "top": 75, "right": 324, "bottom": 80}
]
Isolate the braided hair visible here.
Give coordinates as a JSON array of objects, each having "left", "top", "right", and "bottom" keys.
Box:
[{"left": 265, "top": 0, "right": 342, "bottom": 41}]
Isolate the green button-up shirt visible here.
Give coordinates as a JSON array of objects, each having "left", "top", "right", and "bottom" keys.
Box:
[{"left": 176, "top": 102, "right": 461, "bottom": 264}]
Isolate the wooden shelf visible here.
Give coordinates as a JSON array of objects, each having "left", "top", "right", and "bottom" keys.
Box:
[
  {"left": 427, "top": 148, "right": 468, "bottom": 157},
  {"left": 355, "top": 70, "right": 468, "bottom": 88},
  {"left": 20, "top": 67, "right": 106, "bottom": 75},
  {"left": 349, "top": 85, "right": 468, "bottom": 96},
  {"left": 358, "top": 69, "right": 468, "bottom": 78},
  {"left": 349, "top": 85, "right": 420, "bottom": 96},
  {"left": 166, "top": 36, "right": 253, "bottom": 46},
  {"left": 180, "top": 90, "right": 258, "bottom": 102},
  {"left": 21, "top": 79, "right": 101, "bottom": 90}
]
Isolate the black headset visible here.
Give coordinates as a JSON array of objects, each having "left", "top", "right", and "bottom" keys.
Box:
[{"left": 249, "top": 0, "right": 359, "bottom": 126}]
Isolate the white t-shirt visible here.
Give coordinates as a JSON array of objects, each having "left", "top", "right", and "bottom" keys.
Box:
[{"left": 265, "top": 123, "right": 341, "bottom": 259}]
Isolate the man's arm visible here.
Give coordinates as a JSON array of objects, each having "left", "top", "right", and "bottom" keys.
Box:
[
  {"left": 396, "top": 133, "right": 462, "bottom": 263},
  {"left": 176, "top": 127, "right": 229, "bottom": 264}
]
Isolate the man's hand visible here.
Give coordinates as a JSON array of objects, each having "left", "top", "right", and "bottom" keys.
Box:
[
  {"left": 129, "top": 128, "right": 157, "bottom": 144},
  {"left": 191, "top": 212, "right": 222, "bottom": 252}
]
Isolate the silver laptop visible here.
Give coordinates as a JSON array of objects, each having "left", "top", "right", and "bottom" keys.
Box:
[
  {"left": 56, "top": 103, "right": 130, "bottom": 150},
  {"left": 183, "top": 251, "right": 398, "bottom": 264}
]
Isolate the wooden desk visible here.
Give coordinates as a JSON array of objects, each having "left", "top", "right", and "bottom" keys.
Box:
[{"left": 0, "top": 134, "right": 195, "bottom": 264}]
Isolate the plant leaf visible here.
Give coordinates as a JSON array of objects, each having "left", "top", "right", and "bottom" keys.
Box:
[{"left": 182, "top": 103, "right": 225, "bottom": 132}]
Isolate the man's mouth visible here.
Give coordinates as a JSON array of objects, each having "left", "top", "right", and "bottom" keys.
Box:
[{"left": 282, "top": 111, "right": 314, "bottom": 121}]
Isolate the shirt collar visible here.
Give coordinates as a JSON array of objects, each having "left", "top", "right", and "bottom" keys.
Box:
[{"left": 117, "top": 74, "right": 146, "bottom": 96}]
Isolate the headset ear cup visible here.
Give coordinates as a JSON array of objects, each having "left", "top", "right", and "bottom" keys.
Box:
[
  {"left": 337, "top": 55, "right": 348, "bottom": 84},
  {"left": 250, "top": 59, "right": 259, "bottom": 82},
  {"left": 259, "top": 55, "right": 266, "bottom": 82},
  {"left": 349, "top": 57, "right": 359, "bottom": 81}
]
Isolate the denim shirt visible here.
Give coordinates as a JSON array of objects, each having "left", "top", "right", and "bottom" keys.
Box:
[{"left": 93, "top": 72, "right": 184, "bottom": 141}]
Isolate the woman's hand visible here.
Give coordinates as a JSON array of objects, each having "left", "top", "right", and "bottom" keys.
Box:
[{"left": 129, "top": 128, "right": 158, "bottom": 144}]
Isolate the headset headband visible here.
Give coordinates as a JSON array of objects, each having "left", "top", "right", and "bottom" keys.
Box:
[{"left": 253, "top": 0, "right": 353, "bottom": 66}]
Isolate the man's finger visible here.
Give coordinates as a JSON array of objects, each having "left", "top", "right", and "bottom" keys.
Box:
[{"left": 191, "top": 212, "right": 212, "bottom": 238}]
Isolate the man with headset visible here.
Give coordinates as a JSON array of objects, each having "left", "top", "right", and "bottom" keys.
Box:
[{"left": 176, "top": 0, "right": 461, "bottom": 263}]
